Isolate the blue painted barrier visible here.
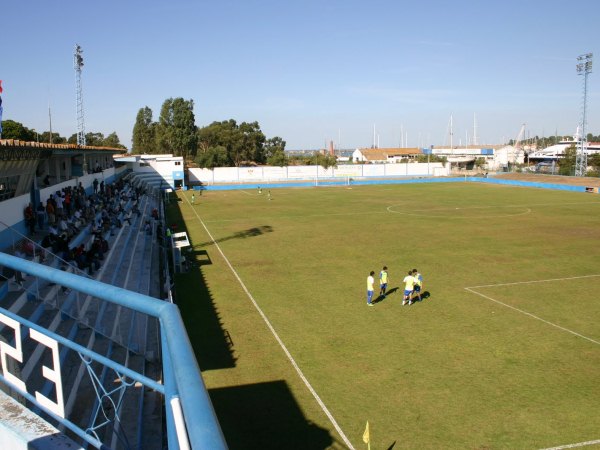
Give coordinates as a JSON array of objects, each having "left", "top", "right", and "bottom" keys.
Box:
[{"left": 192, "top": 176, "right": 594, "bottom": 193}]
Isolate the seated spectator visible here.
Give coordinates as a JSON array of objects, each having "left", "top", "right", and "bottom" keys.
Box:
[
  {"left": 46, "top": 200, "right": 56, "bottom": 225},
  {"left": 123, "top": 210, "right": 133, "bottom": 226}
]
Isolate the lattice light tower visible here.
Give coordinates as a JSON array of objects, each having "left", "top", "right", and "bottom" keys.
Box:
[{"left": 575, "top": 53, "right": 593, "bottom": 177}]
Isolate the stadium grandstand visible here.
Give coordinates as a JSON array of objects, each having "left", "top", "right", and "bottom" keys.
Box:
[{"left": 0, "top": 139, "right": 225, "bottom": 449}]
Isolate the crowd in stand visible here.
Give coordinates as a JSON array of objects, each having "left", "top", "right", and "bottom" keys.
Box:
[{"left": 18, "top": 177, "right": 147, "bottom": 276}]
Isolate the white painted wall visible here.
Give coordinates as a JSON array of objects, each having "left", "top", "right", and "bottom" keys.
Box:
[{"left": 188, "top": 163, "right": 449, "bottom": 184}]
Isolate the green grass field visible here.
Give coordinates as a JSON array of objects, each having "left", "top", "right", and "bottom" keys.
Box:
[{"left": 168, "top": 182, "right": 600, "bottom": 450}]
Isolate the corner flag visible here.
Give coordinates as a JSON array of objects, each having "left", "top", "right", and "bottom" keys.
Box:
[{"left": 363, "top": 421, "right": 370, "bottom": 449}]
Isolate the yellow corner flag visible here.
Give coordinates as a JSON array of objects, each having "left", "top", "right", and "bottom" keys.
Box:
[{"left": 363, "top": 421, "right": 371, "bottom": 449}]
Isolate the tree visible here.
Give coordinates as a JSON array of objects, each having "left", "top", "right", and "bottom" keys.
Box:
[
  {"left": 308, "top": 152, "right": 337, "bottom": 169},
  {"left": 196, "top": 119, "right": 268, "bottom": 167},
  {"left": 39, "top": 131, "right": 66, "bottom": 144},
  {"left": 238, "top": 121, "right": 266, "bottom": 165},
  {"left": 267, "top": 149, "right": 288, "bottom": 166},
  {"left": 474, "top": 157, "right": 486, "bottom": 169},
  {"left": 264, "top": 136, "right": 286, "bottom": 159},
  {"left": 1, "top": 120, "right": 35, "bottom": 141},
  {"left": 559, "top": 145, "right": 577, "bottom": 175},
  {"left": 156, "top": 97, "right": 197, "bottom": 160},
  {"left": 85, "top": 132, "right": 105, "bottom": 146},
  {"left": 103, "top": 132, "right": 126, "bottom": 149},
  {"left": 132, "top": 106, "right": 156, "bottom": 154},
  {"left": 195, "top": 145, "right": 230, "bottom": 169}
]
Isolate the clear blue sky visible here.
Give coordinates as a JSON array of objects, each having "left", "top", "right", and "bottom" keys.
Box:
[{"left": 2, "top": 0, "right": 598, "bottom": 150}]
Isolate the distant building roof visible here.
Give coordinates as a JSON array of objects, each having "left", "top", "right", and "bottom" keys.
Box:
[
  {"left": 356, "top": 148, "right": 422, "bottom": 161},
  {"left": 433, "top": 144, "right": 506, "bottom": 150}
]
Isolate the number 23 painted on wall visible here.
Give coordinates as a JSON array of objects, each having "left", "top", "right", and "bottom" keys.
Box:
[{"left": 0, "top": 312, "right": 65, "bottom": 418}]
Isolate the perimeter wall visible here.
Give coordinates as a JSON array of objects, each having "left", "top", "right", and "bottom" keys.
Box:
[{"left": 188, "top": 162, "right": 449, "bottom": 184}]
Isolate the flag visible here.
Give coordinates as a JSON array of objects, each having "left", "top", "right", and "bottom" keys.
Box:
[
  {"left": 363, "top": 421, "right": 370, "bottom": 445},
  {"left": 0, "top": 79, "right": 3, "bottom": 93}
]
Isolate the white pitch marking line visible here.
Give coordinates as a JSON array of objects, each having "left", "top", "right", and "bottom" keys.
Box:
[
  {"left": 464, "top": 287, "right": 600, "bottom": 346},
  {"left": 467, "top": 274, "right": 600, "bottom": 289},
  {"left": 183, "top": 195, "right": 356, "bottom": 450},
  {"left": 539, "top": 438, "right": 600, "bottom": 450}
]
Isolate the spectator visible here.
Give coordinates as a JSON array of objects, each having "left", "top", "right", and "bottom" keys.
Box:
[
  {"left": 36, "top": 202, "right": 46, "bottom": 230},
  {"left": 55, "top": 193, "right": 64, "bottom": 219},
  {"left": 24, "top": 203, "right": 36, "bottom": 235},
  {"left": 46, "top": 200, "right": 56, "bottom": 226}
]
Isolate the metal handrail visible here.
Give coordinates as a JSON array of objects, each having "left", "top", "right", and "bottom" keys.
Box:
[{"left": 0, "top": 252, "right": 227, "bottom": 450}]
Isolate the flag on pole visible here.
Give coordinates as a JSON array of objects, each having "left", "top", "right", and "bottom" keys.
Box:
[{"left": 363, "top": 421, "right": 370, "bottom": 449}]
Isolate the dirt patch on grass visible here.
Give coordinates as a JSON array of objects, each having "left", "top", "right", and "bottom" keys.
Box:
[{"left": 494, "top": 173, "right": 600, "bottom": 187}]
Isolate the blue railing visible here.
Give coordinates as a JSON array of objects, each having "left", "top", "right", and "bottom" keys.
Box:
[{"left": 0, "top": 252, "right": 227, "bottom": 450}]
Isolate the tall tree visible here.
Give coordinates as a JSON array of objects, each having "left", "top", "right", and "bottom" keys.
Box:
[
  {"left": 156, "top": 97, "right": 197, "bottom": 160},
  {"left": 132, "top": 106, "right": 156, "bottom": 154}
]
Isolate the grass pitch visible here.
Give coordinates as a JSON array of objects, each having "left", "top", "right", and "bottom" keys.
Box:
[{"left": 168, "top": 182, "right": 600, "bottom": 449}]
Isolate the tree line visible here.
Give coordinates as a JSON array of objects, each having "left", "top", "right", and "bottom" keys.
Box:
[
  {"left": 509, "top": 133, "right": 600, "bottom": 148},
  {"left": 132, "top": 97, "right": 290, "bottom": 168},
  {"left": 0, "top": 119, "right": 126, "bottom": 148},
  {"left": 557, "top": 145, "right": 600, "bottom": 176}
]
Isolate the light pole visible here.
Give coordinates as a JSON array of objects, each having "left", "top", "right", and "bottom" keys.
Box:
[
  {"left": 575, "top": 53, "right": 593, "bottom": 177},
  {"left": 74, "top": 44, "right": 87, "bottom": 174}
]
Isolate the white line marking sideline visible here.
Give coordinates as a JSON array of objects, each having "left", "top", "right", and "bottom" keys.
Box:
[
  {"left": 540, "top": 438, "right": 600, "bottom": 449},
  {"left": 184, "top": 195, "right": 356, "bottom": 450}
]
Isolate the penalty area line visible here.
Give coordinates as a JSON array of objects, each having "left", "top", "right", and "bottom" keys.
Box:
[
  {"left": 183, "top": 196, "right": 356, "bottom": 450},
  {"left": 466, "top": 273, "right": 600, "bottom": 289},
  {"left": 540, "top": 438, "right": 600, "bottom": 450},
  {"left": 464, "top": 287, "right": 600, "bottom": 346}
]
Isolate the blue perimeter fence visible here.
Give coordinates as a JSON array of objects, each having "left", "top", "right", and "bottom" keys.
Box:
[
  {"left": 0, "top": 252, "right": 227, "bottom": 450},
  {"left": 190, "top": 176, "right": 595, "bottom": 193}
]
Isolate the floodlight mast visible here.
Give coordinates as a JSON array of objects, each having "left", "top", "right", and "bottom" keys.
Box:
[
  {"left": 575, "top": 53, "right": 593, "bottom": 177},
  {"left": 74, "top": 44, "right": 87, "bottom": 173}
]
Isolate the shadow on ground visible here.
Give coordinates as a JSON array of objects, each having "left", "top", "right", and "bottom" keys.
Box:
[
  {"left": 209, "top": 380, "right": 337, "bottom": 450},
  {"left": 166, "top": 197, "right": 237, "bottom": 370},
  {"left": 193, "top": 225, "right": 273, "bottom": 248}
]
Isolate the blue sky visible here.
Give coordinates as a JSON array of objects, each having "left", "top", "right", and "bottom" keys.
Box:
[{"left": 2, "top": 0, "right": 598, "bottom": 150}]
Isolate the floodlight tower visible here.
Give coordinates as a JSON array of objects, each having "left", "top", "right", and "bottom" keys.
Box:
[
  {"left": 74, "top": 44, "right": 87, "bottom": 172},
  {"left": 575, "top": 53, "right": 593, "bottom": 177}
]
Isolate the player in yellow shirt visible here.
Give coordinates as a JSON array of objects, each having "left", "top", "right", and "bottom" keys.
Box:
[
  {"left": 402, "top": 270, "right": 416, "bottom": 305},
  {"left": 412, "top": 269, "right": 423, "bottom": 302},
  {"left": 367, "top": 271, "right": 375, "bottom": 306},
  {"left": 379, "top": 266, "right": 388, "bottom": 298}
]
